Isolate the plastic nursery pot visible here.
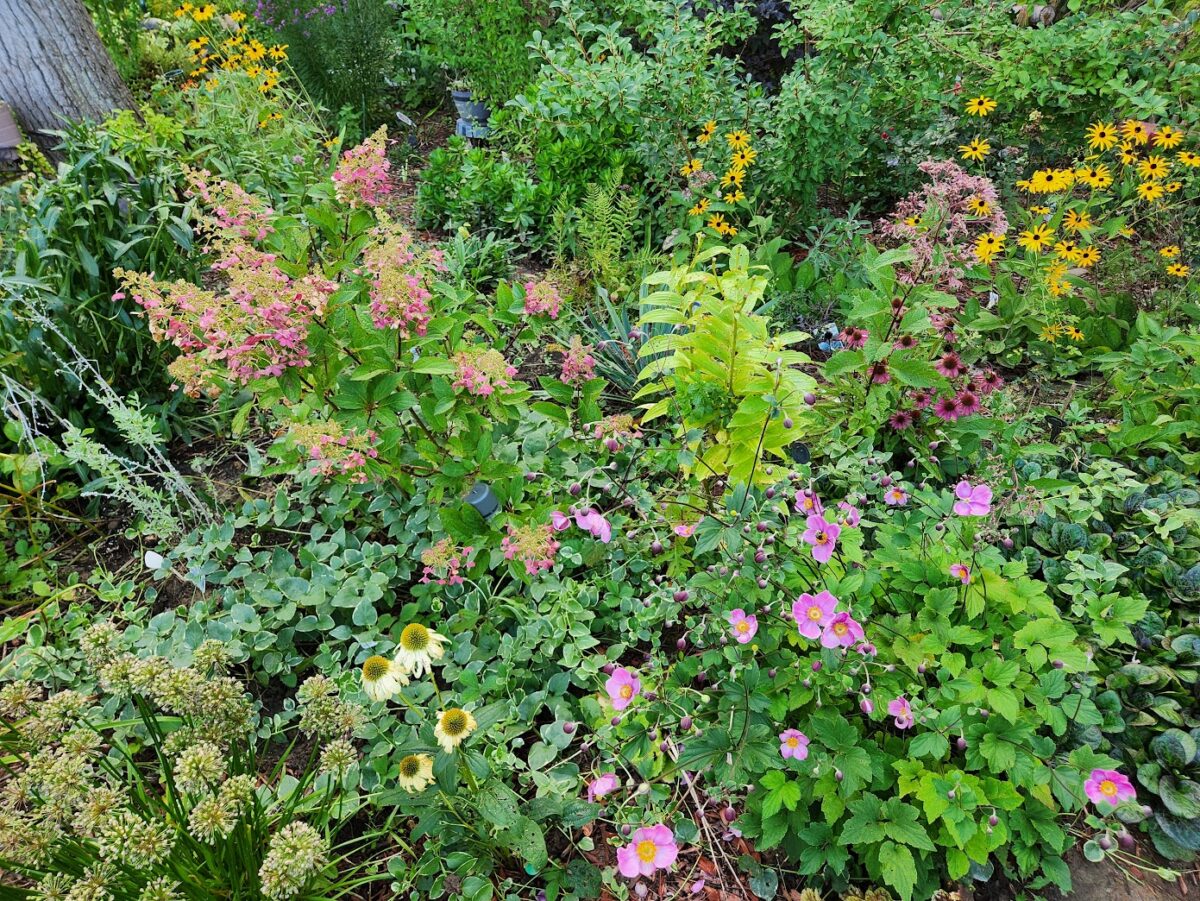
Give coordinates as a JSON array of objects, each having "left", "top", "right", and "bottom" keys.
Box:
[
  {"left": 449, "top": 89, "right": 490, "bottom": 125},
  {"left": 465, "top": 482, "right": 500, "bottom": 519}
]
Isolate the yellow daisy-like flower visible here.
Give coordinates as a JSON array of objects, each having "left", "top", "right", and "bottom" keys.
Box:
[
  {"left": 192, "top": 3, "right": 216, "bottom": 21},
  {"left": 731, "top": 147, "right": 757, "bottom": 169},
  {"left": 1178, "top": 151, "right": 1200, "bottom": 168},
  {"left": 903, "top": 215, "right": 920, "bottom": 228},
  {"left": 725, "top": 130, "right": 751, "bottom": 150},
  {"left": 1118, "top": 147, "right": 1139, "bottom": 166},
  {"left": 269, "top": 45, "right": 288, "bottom": 61},
  {"left": 1064, "top": 325, "right": 1085, "bottom": 342},
  {"left": 1054, "top": 240, "right": 1082, "bottom": 262},
  {"left": 229, "top": 10, "right": 246, "bottom": 22},
  {"left": 394, "top": 623, "right": 447, "bottom": 678},
  {"left": 396, "top": 754, "right": 435, "bottom": 792},
  {"left": 187, "top": 36, "right": 208, "bottom": 50},
  {"left": 680, "top": 159, "right": 703, "bottom": 177},
  {"left": 1029, "top": 205, "right": 1051, "bottom": 216},
  {"left": 723, "top": 223, "right": 739, "bottom": 237},
  {"left": 174, "top": 3, "right": 194, "bottom": 16},
  {"left": 1026, "top": 169, "right": 1060, "bottom": 193},
  {"left": 965, "top": 96, "right": 997, "bottom": 117},
  {"left": 1040, "top": 324, "right": 1062, "bottom": 342},
  {"left": 966, "top": 197, "right": 991, "bottom": 216},
  {"left": 958, "top": 138, "right": 991, "bottom": 162},
  {"left": 1063, "top": 210, "right": 1092, "bottom": 233},
  {"left": 723, "top": 189, "right": 746, "bottom": 203},
  {"left": 1137, "top": 155, "right": 1169, "bottom": 180},
  {"left": 1119, "top": 226, "right": 1135, "bottom": 238},
  {"left": 1152, "top": 125, "right": 1183, "bottom": 149},
  {"left": 720, "top": 169, "right": 744, "bottom": 188},
  {"left": 1137, "top": 181, "right": 1165, "bottom": 202},
  {"left": 1085, "top": 122, "right": 1118, "bottom": 151},
  {"left": 707, "top": 213, "right": 728, "bottom": 232},
  {"left": 434, "top": 708, "right": 478, "bottom": 753},
  {"left": 1076, "top": 165, "right": 1113, "bottom": 189},
  {"left": 1165, "top": 181, "right": 1183, "bottom": 193},
  {"left": 1076, "top": 246, "right": 1100, "bottom": 268},
  {"left": 698, "top": 120, "right": 717, "bottom": 144},
  {"left": 1017, "top": 223, "right": 1054, "bottom": 253},
  {"left": 361, "top": 655, "right": 407, "bottom": 703},
  {"left": 688, "top": 198, "right": 711, "bottom": 217},
  {"left": 1167, "top": 262, "right": 1191, "bottom": 278},
  {"left": 1160, "top": 246, "right": 1181, "bottom": 258},
  {"left": 1122, "top": 119, "right": 1150, "bottom": 144},
  {"left": 974, "top": 232, "right": 1005, "bottom": 263}
]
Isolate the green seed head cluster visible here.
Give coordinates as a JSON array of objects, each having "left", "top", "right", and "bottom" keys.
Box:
[
  {"left": 296, "top": 675, "right": 363, "bottom": 740},
  {"left": 258, "top": 821, "right": 329, "bottom": 900}
]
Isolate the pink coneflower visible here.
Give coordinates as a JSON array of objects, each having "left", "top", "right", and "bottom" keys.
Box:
[
  {"left": 955, "top": 389, "right": 981, "bottom": 416},
  {"left": 911, "top": 389, "right": 934, "bottom": 410},
  {"left": 728, "top": 609, "right": 758, "bottom": 644},
  {"left": 839, "top": 327, "right": 869, "bottom": 349},
  {"left": 791, "top": 590, "right": 839, "bottom": 639},
  {"left": 894, "top": 334, "right": 918, "bottom": 351},
  {"left": 974, "top": 369, "right": 1004, "bottom": 394},
  {"left": 821, "top": 612, "right": 864, "bottom": 649},
  {"left": 778, "top": 729, "right": 810, "bottom": 760},
  {"left": 889, "top": 410, "right": 916, "bottom": 431},
  {"left": 933, "top": 396, "right": 961, "bottom": 421},
  {"left": 934, "top": 351, "right": 967, "bottom": 378},
  {"left": 869, "top": 362, "right": 891, "bottom": 384},
  {"left": 887, "top": 696, "right": 914, "bottom": 729},
  {"left": 949, "top": 562, "right": 971, "bottom": 584},
  {"left": 1084, "top": 769, "right": 1136, "bottom": 807},
  {"left": 802, "top": 514, "right": 840, "bottom": 564},
  {"left": 953, "top": 481, "right": 992, "bottom": 516},
  {"left": 605, "top": 667, "right": 641, "bottom": 710}
]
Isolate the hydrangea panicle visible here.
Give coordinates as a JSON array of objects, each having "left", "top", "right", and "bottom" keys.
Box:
[
  {"left": 453, "top": 348, "right": 520, "bottom": 397},
  {"left": 332, "top": 126, "right": 393, "bottom": 207}
]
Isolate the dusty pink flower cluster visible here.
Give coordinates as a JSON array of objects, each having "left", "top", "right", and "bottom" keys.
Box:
[
  {"left": 522, "top": 280, "right": 563, "bottom": 319},
  {"left": 332, "top": 127, "right": 393, "bottom": 208},
  {"left": 559, "top": 336, "right": 596, "bottom": 386},
  {"left": 879, "top": 159, "right": 1007, "bottom": 291},
  {"left": 501, "top": 523, "right": 560, "bottom": 575},
  {"left": 289, "top": 422, "right": 379, "bottom": 483},
  {"left": 184, "top": 166, "right": 276, "bottom": 244},
  {"left": 420, "top": 538, "right": 476, "bottom": 586},
  {"left": 592, "top": 414, "right": 642, "bottom": 452},
  {"left": 360, "top": 220, "right": 444, "bottom": 335},
  {"left": 453, "top": 348, "right": 519, "bottom": 397}
]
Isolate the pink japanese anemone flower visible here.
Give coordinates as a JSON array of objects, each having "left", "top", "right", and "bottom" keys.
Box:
[{"left": 616, "top": 824, "right": 678, "bottom": 879}]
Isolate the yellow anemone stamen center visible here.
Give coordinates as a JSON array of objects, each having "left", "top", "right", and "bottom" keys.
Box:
[
  {"left": 1100, "top": 780, "right": 1118, "bottom": 796},
  {"left": 833, "top": 622, "right": 848, "bottom": 635},
  {"left": 786, "top": 737, "right": 799, "bottom": 748},
  {"left": 620, "top": 685, "right": 634, "bottom": 699},
  {"left": 636, "top": 840, "right": 657, "bottom": 862},
  {"left": 807, "top": 607, "right": 823, "bottom": 621},
  {"left": 736, "top": 622, "right": 750, "bottom": 633}
]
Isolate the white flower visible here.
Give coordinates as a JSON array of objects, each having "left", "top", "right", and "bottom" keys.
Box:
[
  {"left": 361, "top": 655, "right": 406, "bottom": 703},
  {"left": 396, "top": 753, "right": 435, "bottom": 792},
  {"left": 434, "top": 708, "right": 477, "bottom": 753},
  {"left": 393, "top": 623, "right": 447, "bottom": 678}
]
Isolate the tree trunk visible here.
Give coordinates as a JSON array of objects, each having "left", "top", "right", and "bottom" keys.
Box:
[{"left": 0, "top": 0, "right": 133, "bottom": 152}]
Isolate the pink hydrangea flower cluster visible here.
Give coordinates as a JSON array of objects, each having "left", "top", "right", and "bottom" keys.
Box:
[
  {"left": 360, "top": 221, "right": 443, "bottom": 336},
  {"left": 559, "top": 336, "right": 597, "bottom": 386},
  {"left": 184, "top": 166, "right": 275, "bottom": 244},
  {"left": 332, "top": 126, "right": 393, "bottom": 208},
  {"left": 878, "top": 159, "right": 1008, "bottom": 292},
  {"left": 501, "top": 523, "right": 560, "bottom": 575},
  {"left": 420, "top": 538, "right": 476, "bottom": 586},
  {"left": 117, "top": 251, "right": 333, "bottom": 397},
  {"left": 522, "top": 280, "right": 563, "bottom": 319},
  {"left": 288, "top": 422, "right": 379, "bottom": 483},
  {"left": 593, "top": 414, "right": 642, "bottom": 452},
  {"left": 453, "top": 348, "right": 519, "bottom": 396}
]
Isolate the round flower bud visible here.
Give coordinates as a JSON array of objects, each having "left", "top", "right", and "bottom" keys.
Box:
[{"left": 563, "top": 722, "right": 576, "bottom": 734}]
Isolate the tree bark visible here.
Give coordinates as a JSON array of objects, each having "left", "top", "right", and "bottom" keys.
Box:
[{"left": 0, "top": 0, "right": 133, "bottom": 152}]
